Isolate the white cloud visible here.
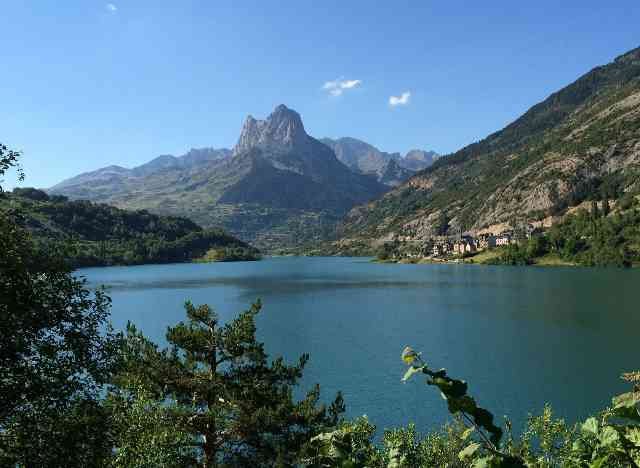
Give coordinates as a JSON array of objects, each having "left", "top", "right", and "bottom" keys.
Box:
[
  {"left": 389, "top": 91, "right": 411, "bottom": 107},
  {"left": 106, "top": 3, "right": 117, "bottom": 12},
  {"left": 323, "top": 78, "right": 362, "bottom": 97}
]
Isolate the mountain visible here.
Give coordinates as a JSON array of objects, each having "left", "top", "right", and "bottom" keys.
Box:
[
  {"left": 3, "top": 188, "right": 258, "bottom": 267},
  {"left": 50, "top": 105, "right": 386, "bottom": 250},
  {"left": 402, "top": 149, "right": 440, "bottom": 171},
  {"left": 320, "top": 137, "right": 439, "bottom": 186},
  {"left": 51, "top": 147, "right": 231, "bottom": 199},
  {"left": 335, "top": 46, "right": 640, "bottom": 248}
]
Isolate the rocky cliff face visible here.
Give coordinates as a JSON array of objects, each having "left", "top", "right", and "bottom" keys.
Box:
[
  {"left": 337, "top": 46, "right": 640, "bottom": 246},
  {"left": 233, "top": 105, "right": 309, "bottom": 155}
]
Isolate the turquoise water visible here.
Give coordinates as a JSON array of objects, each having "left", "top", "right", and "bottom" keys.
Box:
[{"left": 79, "top": 257, "right": 640, "bottom": 435}]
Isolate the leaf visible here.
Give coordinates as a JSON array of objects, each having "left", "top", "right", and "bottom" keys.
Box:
[
  {"left": 581, "top": 417, "right": 599, "bottom": 436},
  {"left": 401, "top": 365, "right": 424, "bottom": 382},
  {"left": 625, "top": 427, "right": 640, "bottom": 446},
  {"left": 472, "top": 457, "right": 491, "bottom": 468},
  {"left": 401, "top": 346, "right": 418, "bottom": 365},
  {"left": 611, "top": 391, "right": 640, "bottom": 421},
  {"left": 459, "top": 442, "right": 481, "bottom": 460},
  {"left": 599, "top": 426, "right": 619, "bottom": 446},
  {"left": 461, "top": 426, "right": 475, "bottom": 441},
  {"left": 589, "top": 456, "right": 610, "bottom": 468}
]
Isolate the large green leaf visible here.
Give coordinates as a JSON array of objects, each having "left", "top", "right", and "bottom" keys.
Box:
[
  {"left": 459, "top": 442, "right": 482, "bottom": 460},
  {"left": 461, "top": 426, "right": 476, "bottom": 441},
  {"left": 581, "top": 417, "right": 599, "bottom": 436},
  {"left": 589, "top": 456, "right": 610, "bottom": 468},
  {"left": 625, "top": 426, "right": 640, "bottom": 446},
  {"left": 611, "top": 391, "right": 640, "bottom": 421},
  {"left": 599, "top": 426, "right": 619, "bottom": 446}
]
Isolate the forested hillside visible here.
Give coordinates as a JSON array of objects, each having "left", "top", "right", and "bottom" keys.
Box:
[
  {"left": 2, "top": 188, "right": 259, "bottom": 267},
  {"left": 337, "top": 46, "right": 640, "bottom": 248}
]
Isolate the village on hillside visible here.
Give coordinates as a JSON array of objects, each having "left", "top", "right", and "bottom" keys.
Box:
[{"left": 378, "top": 223, "right": 545, "bottom": 262}]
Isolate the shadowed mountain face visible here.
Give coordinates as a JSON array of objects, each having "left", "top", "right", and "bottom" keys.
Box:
[
  {"left": 50, "top": 105, "right": 386, "bottom": 249},
  {"left": 336, "top": 46, "right": 640, "bottom": 247},
  {"left": 320, "top": 137, "right": 439, "bottom": 186}
]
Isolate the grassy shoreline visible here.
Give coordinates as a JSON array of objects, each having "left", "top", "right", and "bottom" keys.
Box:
[{"left": 373, "top": 249, "right": 584, "bottom": 267}]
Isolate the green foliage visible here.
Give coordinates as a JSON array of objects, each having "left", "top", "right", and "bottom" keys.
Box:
[
  {"left": 0, "top": 145, "right": 120, "bottom": 465},
  {"left": 301, "top": 417, "right": 382, "bottom": 467},
  {"left": 106, "top": 385, "right": 196, "bottom": 467},
  {"left": 2, "top": 189, "right": 259, "bottom": 267},
  {"left": 506, "top": 405, "right": 575, "bottom": 467},
  {"left": 196, "top": 245, "right": 261, "bottom": 262},
  {"left": 436, "top": 210, "right": 450, "bottom": 236},
  {"left": 400, "top": 347, "right": 518, "bottom": 467},
  {"left": 489, "top": 202, "right": 640, "bottom": 267},
  {"left": 112, "top": 300, "right": 344, "bottom": 467},
  {"left": 547, "top": 207, "right": 640, "bottom": 267},
  {"left": 0, "top": 143, "right": 24, "bottom": 189},
  {"left": 376, "top": 240, "right": 400, "bottom": 261}
]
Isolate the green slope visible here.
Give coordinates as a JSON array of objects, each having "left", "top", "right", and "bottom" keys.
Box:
[
  {"left": 338, "top": 46, "right": 640, "bottom": 244},
  {"left": 3, "top": 188, "right": 259, "bottom": 268}
]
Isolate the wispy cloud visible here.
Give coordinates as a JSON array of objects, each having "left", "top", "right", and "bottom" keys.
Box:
[
  {"left": 106, "top": 3, "right": 117, "bottom": 12},
  {"left": 389, "top": 91, "right": 411, "bottom": 107},
  {"left": 323, "top": 78, "right": 362, "bottom": 97}
]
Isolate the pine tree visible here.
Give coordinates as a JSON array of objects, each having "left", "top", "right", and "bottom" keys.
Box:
[
  {"left": 602, "top": 198, "right": 611, "bottom": 217},
  {"left": 113, "top": 300, "right": 344, "bottom": 467},
  {"left": 590, "top": 200, "right": 600, "bottom": 219}
]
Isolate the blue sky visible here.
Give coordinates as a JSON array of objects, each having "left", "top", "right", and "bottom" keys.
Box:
[{"left": 2, "top": 1, "right": 640, "bottom": 189}]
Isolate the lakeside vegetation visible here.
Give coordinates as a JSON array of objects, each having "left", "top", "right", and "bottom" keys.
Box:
[
  {"left": 195, "top": 246, "right": 262, "bottom": 262},
  {"left": 2, "top": 186, "right": 260, "bottom": 268},
  {"left": 488, "top": 202, "right": 640, "bottom": 268}
]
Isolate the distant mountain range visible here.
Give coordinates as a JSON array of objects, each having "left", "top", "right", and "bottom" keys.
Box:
[
  {"left": 321, "top": 137, "right": 439, "bottom": 186},
  {"left": 335, "top": 46, "right": 640, "bottom": 250},
  {"left": 51, "top": 105, "right": 437, "bottom": 249}
]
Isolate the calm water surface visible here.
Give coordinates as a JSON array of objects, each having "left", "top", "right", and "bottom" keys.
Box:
[{"left": 79, "top": 257, "right": 640, "bottom": 434}]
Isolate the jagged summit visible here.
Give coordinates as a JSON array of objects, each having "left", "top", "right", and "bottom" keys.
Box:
[{"left": 233, "top": 104, "right": 308, "bottom": 155}]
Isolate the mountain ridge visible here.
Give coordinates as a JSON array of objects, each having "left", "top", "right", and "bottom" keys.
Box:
[
  {"left": 320, "top": 136, "right": 439, "bottom": 186},
  {"left": 334, "top": 45, "right": 640, "bottom": 249}
]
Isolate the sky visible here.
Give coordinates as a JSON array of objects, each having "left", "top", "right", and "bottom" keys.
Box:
[{"left": 2, "top": 1, "right": 640, "bottom": 189}]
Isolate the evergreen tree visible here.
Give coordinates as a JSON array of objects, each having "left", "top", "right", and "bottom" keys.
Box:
[
  {"left": 436, "top": 210, "right": 450, "bottom": 236},
  {"left": 0, "top": 144, "right": 120, "bottom": 466},
  {"left": 590, "top": 200, "right": 600, "bottom": 219},
  {"left": 603, "top": 198, "right": 611, "bottom": 217},
  {"left": 113, "top": 300, "right": 344, "bottom": 467}
]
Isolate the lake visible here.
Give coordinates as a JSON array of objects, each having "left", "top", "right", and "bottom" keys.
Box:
[{"left": 79, "top": 256, "right": 640, "bottom": 436}]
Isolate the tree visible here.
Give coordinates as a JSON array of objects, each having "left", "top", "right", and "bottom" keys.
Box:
[
  {"left": 113, "top": 300, "right": 344, "bottom": 467},
  {"left": 0, "top": 143, "right": 23, "bottom": 191},
  {"left": 0, "top": 143, "right": 121, "bottom": 466},
  {"left": 591, "top": 200, "right": 600, "bottom": 219},
  {"left": 435, "top": 210, "right": 450, "bottom": 236},
  {"left": 603, "top": 198, "right": 611, "bottom": 217}
]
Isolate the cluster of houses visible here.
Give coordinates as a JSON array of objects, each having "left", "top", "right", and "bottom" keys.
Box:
[
  {"left": 430, "top": 232, "right": 513, "bottom": 257},
  {"left": 386, "top": 222, "right": 544, "bottom": 261}
]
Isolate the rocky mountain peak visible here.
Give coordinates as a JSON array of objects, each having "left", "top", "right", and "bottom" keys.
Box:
[{"left": 233, "top": 104, "right": 308, "bottom": 155}]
